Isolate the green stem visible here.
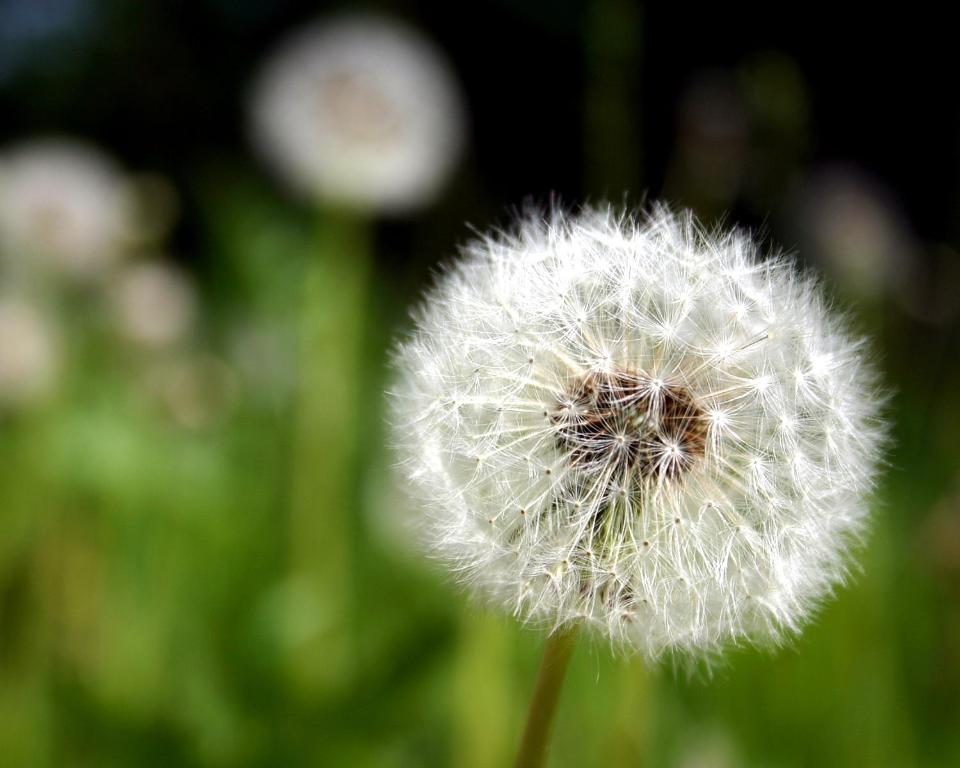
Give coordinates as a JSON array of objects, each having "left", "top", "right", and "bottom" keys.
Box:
[
  {"left": 288, "top": 210, "right": 370, "bottom": 694},
  {"left": 515, "top": 625, "right": 579, "bottom": 768}
]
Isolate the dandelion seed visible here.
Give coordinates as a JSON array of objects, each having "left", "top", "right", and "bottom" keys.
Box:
[{"left": 390, "top": 205, "right": 886, "bottom": 661}]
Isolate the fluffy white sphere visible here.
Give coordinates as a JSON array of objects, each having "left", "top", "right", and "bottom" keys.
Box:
[
  {"left": 0, "top": 138, "right": 128, "bottom": 278},
  {"left": 109, "top": 260, "right": 197, "bottom": 349},
  {"left": 248, "top": 14, "right": 465, "bottom": 214},
  {"left": 390, "top": 206, "right": 886, "bottom": 660}
]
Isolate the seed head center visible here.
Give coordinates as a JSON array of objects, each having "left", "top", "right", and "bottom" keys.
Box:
[{"left": 553, "top": 369, "right": 707, "bottom": 482}]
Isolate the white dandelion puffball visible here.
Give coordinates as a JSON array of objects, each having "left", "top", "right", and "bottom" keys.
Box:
[
  {"left": 109, "top": 260, "right": 198, "bottom": 349},
  {"left": 0, "top": 139, "right": 128, "bottom": 277},
  {"left": 248, "top": 14, "right": 465, "bottom": 213},
  {"left": 390, "top": 206, "right": 885, "bottom": 660},
  {"left": 0, "top": 297, "right": 58, "bottom": 405}
]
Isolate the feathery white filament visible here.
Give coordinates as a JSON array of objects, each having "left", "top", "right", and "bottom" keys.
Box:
[{"left": 390, "top": 206, "right": 885, "bottom": 660}]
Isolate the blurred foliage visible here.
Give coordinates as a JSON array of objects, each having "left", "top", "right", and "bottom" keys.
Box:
[{"left": 1, "top": 1, "right": 959, "bottom": 767}]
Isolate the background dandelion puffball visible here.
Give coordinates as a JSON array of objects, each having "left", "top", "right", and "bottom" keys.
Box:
[
  {"left": 390, "top": 207, "right": 886, "bottom": 660},
  {"left": 0, "top": 138, "right": 128, "bottom": 278},
  {"left": 109, "top": 260, "right": 198, "bottom": 349},
  {"left": 248, "top": 14, "right": 465, "bottom": 214},
  {"left": 0, "top": 297, "right": 58, "bottom": 405}
]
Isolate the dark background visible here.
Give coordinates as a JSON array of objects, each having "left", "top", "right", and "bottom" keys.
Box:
[{"left": 4, "top": 2, "right": 957, "bottom": 250}]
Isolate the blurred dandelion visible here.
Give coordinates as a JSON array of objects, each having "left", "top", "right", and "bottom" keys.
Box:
[
  {"left": 390, "top": 205, "right": 887, "bottom": 765},
  {"left": 248, "top": 14, "right": 465, "bottom": 213},
  {"left": 0, "top": 138, "right": 129, "bottom": 279},
  {"left": 143, "top": 355, "right": 239, "bottom": 430},
  {"left": 921, "top": 479, "right": 960, "bottom": 582},
  {"left": 789, "top": 167, "right": 920, "bottom": 306},
  {"left": 0, "top": 296, "right": 58, "bottom": 406},
  {"left": 246, "top": 13, "right": 466, "bottom": 697},
  {"left": 677, "top": 726, "right": 742, "bottom": 768},
  {"left": 109, "top": 260, "right": 198, "bottom": 349}
]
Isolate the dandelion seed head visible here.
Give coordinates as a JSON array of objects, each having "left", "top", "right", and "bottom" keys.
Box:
[
  {"left": 0, "top": 297, "right": 57, "bottom": 406},
  {"left": 791, "top": 167, "right": 916, "bottom": 301},
  {"left": 0, "top": 138, "right": 128, "bottom": 278},
  {"left": 248, "top": 14, "right": 465, "bottom": 214},
  {"left": 389, "top": 205, "right": 886, "bottom": 660},
  {"left": 109, "top": 260, "right": 197, "bottom": 349}
]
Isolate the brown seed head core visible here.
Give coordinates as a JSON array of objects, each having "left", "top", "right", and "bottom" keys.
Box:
[
  {"left": 553, "top": 369, "right": 707, "bottom": 482},
  {"left": 323, "top": 73, "right": 404, "bottom": 144}
]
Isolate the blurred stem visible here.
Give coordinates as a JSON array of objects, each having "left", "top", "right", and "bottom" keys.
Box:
[
  {"left": 454, "top": 612, "right": 514, "bottom": 768},
  {"left": 583, "top": 0, "right": 642, "bottom": 195},
  {"left": 288, "top": 209, "right": 371, "bottom": 694},
  {"left": 515, "top": 625, "right": 579, "bottom": 768}
]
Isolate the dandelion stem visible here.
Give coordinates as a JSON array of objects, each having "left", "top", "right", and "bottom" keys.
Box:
[
  {"left": 288, "top": 210, "right": 370, "bottom": 694},
  {"left": 514, "top": 624, "right": 579, "bottom": 768}
]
